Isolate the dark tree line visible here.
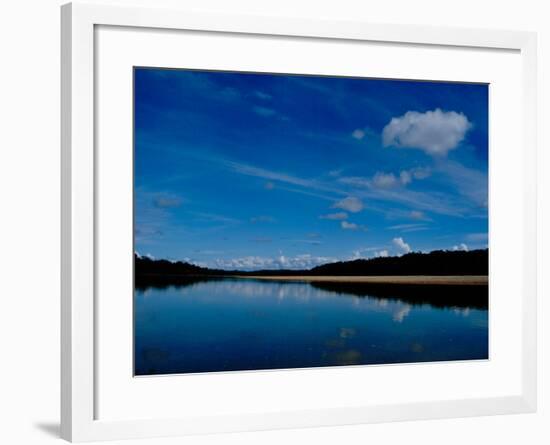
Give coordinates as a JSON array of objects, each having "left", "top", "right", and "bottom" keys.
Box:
[
  {"left": 309, "top": 249, "right": 488, "bottom": 276},
  {"left": 135, "top": 248, "right": 489, "bottom": 279}
]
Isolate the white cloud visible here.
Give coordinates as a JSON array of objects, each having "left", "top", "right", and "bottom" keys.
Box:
[
  {"left": 341, "top": 221, "right": 358, "bottom": 230},
  {"left": 341, "top": 221, "right": 367, "bottom": 231},
  {"left": 214, "top": 253, "right": 336, "bottom": 271},
  {"left": 343, "top": 167, "right": 430, "bottom": 192},
  {"left": 392, "top": 237, "right": 411, "bottom": 254},
  {"left": 387, "top": 223, "right": 428, "bottom": 233},
  {"left": 224, "top": 160, "right": 340, "bottom": 198},
  {"left": 351, "top": 129, "right": 366, "bottom": 140},
  {"left": 339, "top": 174, "right": 466, "bottom": 217},
  {"left": 333, "top": 196, "right": 363, "bottom": 213},
  {"left": 372, "top": 172, "right": 399, "bottom": 188},
  {"left": 382, "top": 108, "right": 472, "bottom": 156},
  {"left": 453, "top": 243, "right": 469, "bottom": 251},
  {"left": 320, "top": 212, "right": 348, "bottom": 220},
  {"left": 375, "top": 250, "right": 389, "bottom": 258}
]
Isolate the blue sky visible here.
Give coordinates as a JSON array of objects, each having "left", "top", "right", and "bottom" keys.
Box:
[{"left": 134, "top": 68, "right": 488, "bottom": 270}]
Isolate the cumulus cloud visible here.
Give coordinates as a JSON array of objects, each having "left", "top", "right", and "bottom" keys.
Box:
[
  {"left": 375, "top": 249, "right": 389, "bottom": 258},
  {"left": 453, "top": 243, "right": 469, "bottom": 251},
  {"left": 214, "top": 253, "right": 336, "bottom": 271},
  {"left": 333, "top": 196, "right": 363, "bottom": 213},
  {"left": 351, "top": 129, "right": 366, "bottom": 140},
  {"left": 320, "top": 212, "right": 348, "bottom": 220},
  {"left": 382, "top": 109, "right": 472, "bottom": 156},
  {"left": 392, "top": 237, "right": 411, "bottom": 254}
]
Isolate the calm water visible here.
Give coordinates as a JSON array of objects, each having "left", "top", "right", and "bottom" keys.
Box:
[{"left": 134, "top": 278, "right": 488, "bottom": 375}]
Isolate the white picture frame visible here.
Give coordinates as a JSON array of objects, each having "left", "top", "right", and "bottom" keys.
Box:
[{"left": 61, "top": 1, "right": 537, "bottom": 442}]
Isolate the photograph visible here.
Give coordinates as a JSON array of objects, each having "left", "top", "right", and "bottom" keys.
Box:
[{"left": 133, "top": 67, "right": 489, "bottom": 376}]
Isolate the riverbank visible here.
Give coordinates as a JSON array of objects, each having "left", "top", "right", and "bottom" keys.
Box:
[{"left": 237, "top": 275, "right": 488, "bottom": 285}]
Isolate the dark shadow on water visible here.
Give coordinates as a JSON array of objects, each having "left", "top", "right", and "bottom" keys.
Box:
[
  {"left": 135, "top": 274, "right": 219, "bottom": 290},
  {"left": 34, "top": 422, "right": 59, "bottom": 438},
  {"left": 310, "top": 281, "right": 488, "bottom": 309}
]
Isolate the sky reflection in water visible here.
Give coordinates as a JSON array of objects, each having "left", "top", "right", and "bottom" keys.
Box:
[{"left": 134, "top": 278, "right": 488, "bottom": 375}]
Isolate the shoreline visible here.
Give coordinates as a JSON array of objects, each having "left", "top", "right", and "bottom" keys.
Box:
[{"left": 234, "top": 275, "right": 488, "bottom": 286}]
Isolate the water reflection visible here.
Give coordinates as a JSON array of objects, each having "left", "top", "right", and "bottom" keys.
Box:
[{"left": 135, "top": 278, "right": 488, "bottom": 375}]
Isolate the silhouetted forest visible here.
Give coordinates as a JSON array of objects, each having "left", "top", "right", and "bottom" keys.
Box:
[
  {"left": 135, "top": 248, "right": 488, "bottom": 280},
  {"left": 135, "top": 250, "right": 489, "bottom": 308},
  {"left": 309, "top": 249, "right": 488, "bottom": 276}
]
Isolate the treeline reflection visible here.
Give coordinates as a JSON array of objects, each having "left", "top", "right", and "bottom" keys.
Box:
[{"left": 135, "top": 276, "right": 488, "bottom": 310}]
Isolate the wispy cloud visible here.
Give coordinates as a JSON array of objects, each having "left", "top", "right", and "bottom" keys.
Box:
[
  {"left": 153, "top": 194, "right": 183, "bottom": 208},
  {"left": 437, "top": 160, "right": 488, "bottom": 210},
  {"left": 319, "top": 212, "right": 348, "bottom": 220},
  {"left": 253, "top": 106, "right": 277, "bottom": 117},
  {"left": 387, "top": 223, "right": 429, "bottom": 233},
  {"left": 345, "top": 181, "right": 467, "bottom": 217},
  {"left": 250, "top": 215, "right": 276, "bottom": 224},
  {"left": 466, "top": 232, "right": 488, "bottom": 242},
  {"left": 190, "top": 211, "right": 241, "bottom": 226},
  {"left": 254, "top": 91, "right": 272, "bottom": 100},
  {"left": 341, "top": 167, "right": 431, "bottom": 191},
  {"left": 223, "top": 160, "right": 336, "bottom": 194},
  {"left": 408, "top": 210, "right": 429, "bottom": 221},
  {"left": 250, "top": 237, "right": 273, "bottom": 243}
]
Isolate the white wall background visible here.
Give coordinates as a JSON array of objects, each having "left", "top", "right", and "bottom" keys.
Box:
[{"left": 0, "top": 0, "right": 547, "bottom": 443}]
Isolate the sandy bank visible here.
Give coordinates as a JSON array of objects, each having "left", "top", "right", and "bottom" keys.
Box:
[{"left": 236, "top": 275, "right": 488, "bottom": 285}]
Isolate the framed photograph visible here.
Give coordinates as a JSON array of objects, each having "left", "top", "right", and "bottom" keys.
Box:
[{"left": 61, "top": 2, "right": 537, "bottom": 442}]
